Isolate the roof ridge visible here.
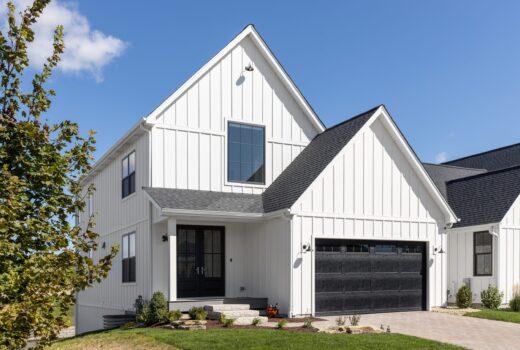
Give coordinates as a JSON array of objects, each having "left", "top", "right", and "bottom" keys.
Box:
[
  {"left": 322, "top": 105, "right": 382, "bottom": 133},
  {"left": 446, "top": 164, "right": 520, "bottom": 184},
  {"left": 422, "top": 162, "right": 487, "bottom": 171},
  {"left": 443, "top": 142, "right": 520, "bottom": 165}
]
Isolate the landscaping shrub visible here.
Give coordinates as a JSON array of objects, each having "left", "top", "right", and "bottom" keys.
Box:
[
  {"left": 303, "top": 318, "right": 313, "bottom": 328},
  {"left": 480, "top": 285, "right": 503, "bottom": 309},
  {"left": 167, "top": 310, "right": 182, "bottom": 323},
  {"left": 223, "top": 318, "right": 235, "bottom": 328},
  {"left": 148, "top": 292, "right": 169, "bottom": 324},
  {"left": 218, "top": 313, "right": 226, "bottom": 325},
  {"left": 120, "top": 322, "right": 136, "bottom": 330},
  {"left": 349, "top": 315, "right": 361, "bottom": 326},
  {"left": 188, "top": 307, "right": 208, "bottom": 320},
  {"left": 456, "top": 284, "right": 473, "bottom": 308},
  {"left": 510, "top": 293, "right": 520, "bottom": 312},
  {"left": 251, "top": 317, "right": 262, "bottom": 326},
  {"left": 335, "top": 316, "right": 346, "bottom": 326},
  {"left": 276, "top": 319, "right": 288, "bottom": 329},
  {"left": 134, "top": 296, "right": 150, "bottom": 325}
]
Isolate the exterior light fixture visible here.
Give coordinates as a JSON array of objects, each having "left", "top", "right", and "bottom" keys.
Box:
[
  {"left": 245, "top": 63, "right": 254, "bottom": 72},
  {"left": 162, "top": 235, "right": 168, "bottom": 242}
]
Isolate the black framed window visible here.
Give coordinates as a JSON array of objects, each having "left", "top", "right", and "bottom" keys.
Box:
[
  {"left": 227, "top": 122, "right": 265, "bottom": 184},
  {"left": 122, "top": 151, "right": 135, "bottom": 198},
  {"left": 474, "top": 231, "right": 492, "bottom": 276},
  {"left": 122, "top": 232, "right": 136, "bottom": 283}
]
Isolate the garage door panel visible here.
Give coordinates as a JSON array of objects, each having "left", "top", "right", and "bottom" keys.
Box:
[
  {"left": 315, "top": 293, "right": 343, "bottom": 312},
  {"left": 315, "top": 274, "right": 344, "bottom": 293},
  {"left": 315, "top": 253, "right": 343, "bottom": 273},
  {"left": 316, "top": 239, "right": 426, "bottom": 315},
  {"left": 342, "top": 255, "right": 371, "bottom": 273}
]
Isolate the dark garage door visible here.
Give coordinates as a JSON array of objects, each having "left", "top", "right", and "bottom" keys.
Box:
[{"left": 315, "top": 239, "right": 426, "bottom": 315}]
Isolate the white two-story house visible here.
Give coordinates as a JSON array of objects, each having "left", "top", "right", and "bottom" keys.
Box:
[{"left": 76, "top": 25, "right": 460, "bottom": 334}]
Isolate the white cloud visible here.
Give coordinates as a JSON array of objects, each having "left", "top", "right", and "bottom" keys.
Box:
[
  {"left": 2, "top": 0, "right": 127, "bottom": 82},
  {"left": 435, "top": 152, "right": 448, "bottom": 163}
]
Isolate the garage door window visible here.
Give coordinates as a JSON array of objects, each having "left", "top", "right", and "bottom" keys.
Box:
[{"left": 474, "top": 231, "right": 492, "bottom": 276}]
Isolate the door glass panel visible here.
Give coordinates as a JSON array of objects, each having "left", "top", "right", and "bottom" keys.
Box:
[
  {"left": 178, "top": 255, "right": 195, "bottom": 279},
  {"left": 177, "top": 229, "right": 186, "bottom": 253},
  {"left": 204, "top": 230, "right": 212, "bottom": 253},
  {"left": 375, "top": 244, "right": 397, "bottom": 253},
  {"left": 204, "top": 253, "right": 213, "bottom": 277},
  {"left": 186, "top": 230, "right": 196, "bottom": 254},
  {"left": 213, "top": 255, "right": 221, "bottom": 277},
  {"left": 213, "top": 230, "right": 221, "bottom": 253}
]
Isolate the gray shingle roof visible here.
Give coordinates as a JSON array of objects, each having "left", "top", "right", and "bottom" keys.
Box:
[
  {"left": 443, "top": 143, "right": 520, "bottom": 171},
  {"left": 261, "top": 106, "right": 380, "bottom": 213},
  {"left": 144, "top": 187, "right": 264, "bottom": 214},
  {"left": 423, "top": 163, "right": 487, "bottom": 198},
  {"left": 446, "top": 165, "right": 520, "bottom": 228}
]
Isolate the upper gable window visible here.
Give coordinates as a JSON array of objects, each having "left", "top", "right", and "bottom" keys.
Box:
[
  {"left": 228, "top": 122, "right": 265, "bottom": 184},
  {"left": 122, "top": 151, "right": 135, "bottom": 198}
]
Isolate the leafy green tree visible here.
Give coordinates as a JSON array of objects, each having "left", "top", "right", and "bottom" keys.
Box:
[{"left": 0, "top": 1, "right": 118, "bottom": 348}]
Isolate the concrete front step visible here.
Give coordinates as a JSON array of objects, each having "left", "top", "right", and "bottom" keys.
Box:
[
  {"left": 204, "top": 304, "right": 250, "bottom": 312},
  {"left": 232, "top": 316, "right": 268, "bottom": 326},
  {"left": 208, "top": 309, "right": 260, "bottom": 320}
]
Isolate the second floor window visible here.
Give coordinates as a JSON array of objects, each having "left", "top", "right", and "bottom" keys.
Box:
[
  {"left": 228, "top": 122, "right": 265, "bottom": 184},
  {"left": 122, "top": 151, "right": 135, "bottom": 198},
  {"left": 122, "top": 232, "right": 136, "bottom": 283}
]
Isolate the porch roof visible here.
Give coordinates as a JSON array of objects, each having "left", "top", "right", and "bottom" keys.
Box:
[{"left": 143, "top": 187, "right": 264, "bottom": 214}]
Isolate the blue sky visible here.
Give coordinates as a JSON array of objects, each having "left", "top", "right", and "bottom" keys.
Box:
[{"left": 29, "top": 0, "right": 520, "bottom": 163}]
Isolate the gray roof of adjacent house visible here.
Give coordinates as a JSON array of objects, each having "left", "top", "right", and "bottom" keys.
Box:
[
  {"left": 261, "top": 106, "right": 379, "bottom": 213},
  {"left": 144, "top": 187, "right": 264, "bottom": 214},
  {"left": 443, "top": 143, "right": 520, "bottom": 171},
  {"left": 144, "top": 106, "right": 380, "bottom": 215},
  {"left": 423, "top": 163, "right": 487, "bottom": 198},
  {"left": 445, "top": 165, "right": 520, "bottom": 228}
]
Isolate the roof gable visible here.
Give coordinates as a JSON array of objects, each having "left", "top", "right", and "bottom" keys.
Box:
[
  {"left": 144, "top": 24, "right": 325, "bottom": 132},
  {"left": 423, "top": 163, "right": 487, "bottom": 198},
  {"left": 443, "top": 142, "right": 520, "bottom": 171},
  {"left": 446, "top": 165, "right": 520, "bottom": 228}
]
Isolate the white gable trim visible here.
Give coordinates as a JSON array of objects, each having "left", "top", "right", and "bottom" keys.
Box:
[
  {"left": 144, "top": 24, "right": 325, "bottom": 132},
  {"left": 376, "top": 106, "right": 458, "bottom": 224}
]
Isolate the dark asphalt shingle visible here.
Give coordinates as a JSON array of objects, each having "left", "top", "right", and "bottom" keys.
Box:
[
  {"left": 443, "top": 143, "right": 520, "bottom": 171},
  {"left": 423, "top": 163, "right": 487, "bottom": 198},
  {"left": 446, "top": 165, "right": 520, "bottom": 228},
  {"left": 261, "top": 106, "right": 379, "bottom": 213},
  {"left": 144, "top": 187, "right": 264, "bottom": 214}
]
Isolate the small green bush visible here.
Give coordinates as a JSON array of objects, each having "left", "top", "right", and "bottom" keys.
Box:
[
  {"left": 134, "top": 296, "right": 150, "bottom": 325},
  {"left": 120, "top": 321, "right": 136, "bottom": 330},
  {"left": 481, "top": 285, "right": 503, "bottom": 309},
  {"left": 335, "top": 316, "right": 346, "bottom": 326},
  {"left": 167, "top": 310, "right": 182, "bottom": 323},
  {"left": 223, "top": 318, "right": 235, "bottom": 328},
  {"left": 251, "top": 317, "right": 262, "bottom": 326},
  {"left": 349, "top": 315, "right": 361, "bottom": 326},
  {"left": 510, "top": 293, "right": 520, "bottom": 312},
  {"left": 148, "top": 291, "right": 169, "bottom": 324},
  {"left": 276, "top": 319, "right": 288, "bottom": 329},
  {"left": 218, "top": 313, "right": 226, "bottom": 325},
  {"left": 302, "top": 318, "right": 313, "bottom": 328},
  {"left": 188, "top": 307, "right": 208, "bottom": 320},
  {"left": 456, "top": 284, "right": 473, "bottom": 308}
]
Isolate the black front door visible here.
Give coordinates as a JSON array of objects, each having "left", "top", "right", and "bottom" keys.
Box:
[{"left": 177, "top": 225, "right": 225, "bottom": 298}]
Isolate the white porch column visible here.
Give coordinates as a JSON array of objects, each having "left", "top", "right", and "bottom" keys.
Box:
[{"left": 167, "top": 217, "right": 177, "bottom": 301}]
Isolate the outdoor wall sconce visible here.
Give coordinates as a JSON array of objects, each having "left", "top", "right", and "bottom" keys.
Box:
[
  {"left": 245, "top": 63, "right": 254, "bottom": 72},
  {"left": 434, "top": 247, "right": 446, "bottom": 254},
  {"left": 162, "top": 235, "right": 168, "bottom": 242},
  {"left": 302, "top": 243, "right": 312, "bottom": 252},
  {"left": 101, "top": 242, "right": 106, "bottom": 249}
]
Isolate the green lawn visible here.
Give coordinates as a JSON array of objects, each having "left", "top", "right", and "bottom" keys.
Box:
[
  {"left": 51, "top": 328, "right": 464, "bottom": 350},
  {"left": 466, "top": 308, "right": 520, "bottom": 324}
]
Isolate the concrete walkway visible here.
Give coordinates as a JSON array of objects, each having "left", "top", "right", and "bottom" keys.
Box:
[{"left": 313, "top": 311, "right": 520, "bottom": 350}]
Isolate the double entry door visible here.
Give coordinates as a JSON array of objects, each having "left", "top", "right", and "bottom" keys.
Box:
[{"left": 177, "top": 225, "right": 225, "bottom": 298}]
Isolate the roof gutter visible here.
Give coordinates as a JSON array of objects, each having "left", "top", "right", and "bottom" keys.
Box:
[{"left": 446, "top": 222, "right": 499, "bottom": 234}]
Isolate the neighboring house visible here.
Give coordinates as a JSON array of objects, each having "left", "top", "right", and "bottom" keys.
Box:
[
  {"left": 424, "top": 144, "right": 520, "bottom": 304},
  {"left": 78, "top": 24, "right": 507, "bottom": 335}
]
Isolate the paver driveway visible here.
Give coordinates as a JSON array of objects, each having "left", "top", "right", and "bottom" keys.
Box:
[{"left": 314, "top": 311, "right": 520, "bottom": 350}]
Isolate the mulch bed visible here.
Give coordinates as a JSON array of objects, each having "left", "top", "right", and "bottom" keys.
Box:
[
  {"left": 204, "top": 320, "right": 318, "bottom": 333},
  {"left": 267, "top": 316, "right": 325, "bottom": 323}
]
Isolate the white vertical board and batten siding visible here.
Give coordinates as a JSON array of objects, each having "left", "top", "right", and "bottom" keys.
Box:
[
  {"left": 290, "top": 118, "right": 448, "bottom": 316},
  {"left": 499, "top": 195, "right": 520, "bottom": 302},
  {"left": 447, "top": 228, "right": 498, "bottom": 303},
  {"left": 151, "top": 36, "right": 317, "bottom": 194},
  {"left": 77, "top": 133, "right": 151, "bottom": 333}
]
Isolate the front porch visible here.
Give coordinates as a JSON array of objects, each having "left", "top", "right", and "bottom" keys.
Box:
[{"left": 149, "top": 212, "right": 291, "bottom": 315}]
